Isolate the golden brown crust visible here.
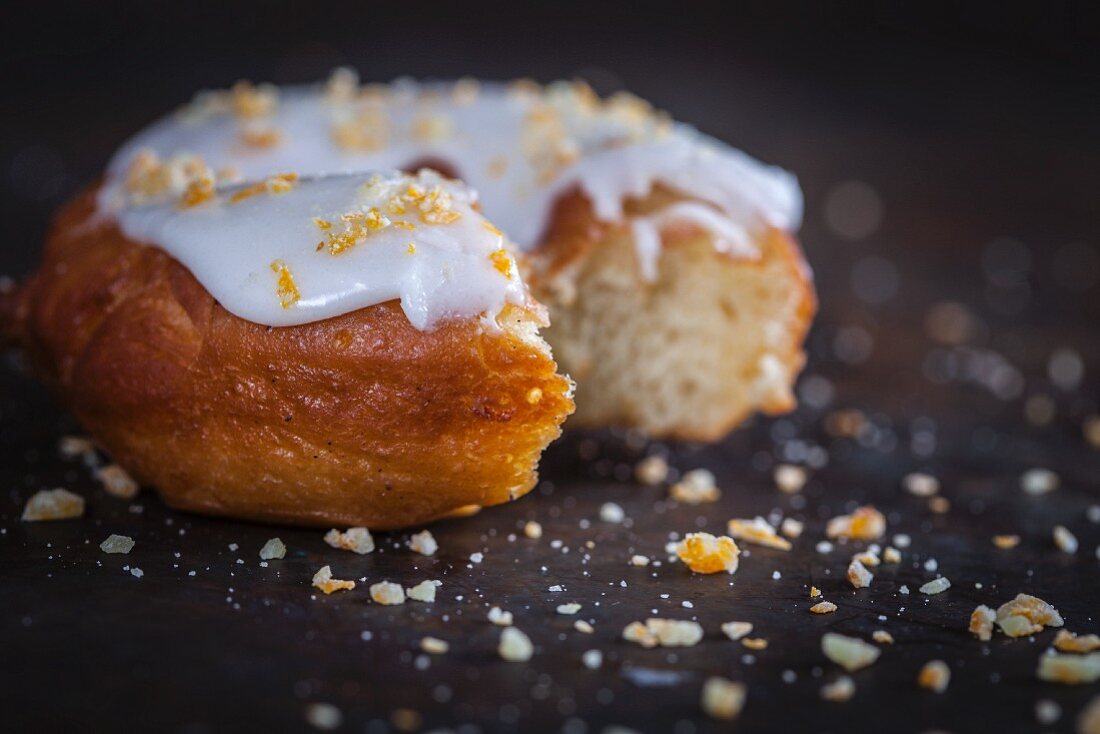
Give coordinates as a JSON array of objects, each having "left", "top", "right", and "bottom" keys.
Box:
[
  {"left": 6, "top": 188, "right": 574, "bottom": 529},
  {"left": 528, "top": 187, "right": 816, "bottom": 442}
]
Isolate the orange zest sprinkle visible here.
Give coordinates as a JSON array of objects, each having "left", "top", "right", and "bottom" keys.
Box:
[
  {"left": 179, "top": 176, "right": 215, "bottom": 208},
  {"left": 270, "top": 259, "right": 300, "bottom": 309},
  {"left": 490, "top": 249, "right": 513, "bottom": 278}
]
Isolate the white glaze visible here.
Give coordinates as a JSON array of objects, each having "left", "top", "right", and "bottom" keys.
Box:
[{"left": 99, "top": 76, "right": 803, "bottom": 329}]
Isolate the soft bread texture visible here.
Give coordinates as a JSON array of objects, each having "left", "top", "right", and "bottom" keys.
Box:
[
  {"left": 530, "top": 188, "right": 815, "bottom": 441},
  {"left": 2, "top": 188, "right": 574, "bottom": 529}
]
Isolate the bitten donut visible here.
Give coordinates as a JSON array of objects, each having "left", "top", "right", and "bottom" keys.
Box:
[
  {"left": 3, "top": 169, "right": 574, "bottom": 529},
  {"left": 83, "top": 72, "right": 816, "bottom": 440}
]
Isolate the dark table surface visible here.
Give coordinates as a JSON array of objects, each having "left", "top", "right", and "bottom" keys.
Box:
[{"left": 2, "top": 3, "right": 1099, "bottom": 733}]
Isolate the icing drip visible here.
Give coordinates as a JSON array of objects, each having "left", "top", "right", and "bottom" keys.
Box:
[{"left": 99, "top": 75, "right": 803, "bottom": 328}]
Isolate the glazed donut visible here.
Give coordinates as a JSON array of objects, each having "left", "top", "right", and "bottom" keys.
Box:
[
  {"left": 3, "top": 170, "right": 574, "bottom": 529},
  {"left": 88, "top": 72, "right": 815, "bottom": 440}
]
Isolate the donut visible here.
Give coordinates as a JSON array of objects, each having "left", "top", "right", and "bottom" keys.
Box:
[
  {"left": 2, "top": 72, "right": 815, "bottom": 527},
  {"left": 3, "top": 169, "right": 575, "bottom": 529},
  {"left": 90, "top": 72, "right": 816, "bottom": 440}
]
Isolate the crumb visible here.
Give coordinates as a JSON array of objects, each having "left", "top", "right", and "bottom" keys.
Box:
[
  {"left": 918, "top": 660, "right": 951, "bottom": 693},
  {"left": 883, "top": 547, "right": 901, "bottom": 563},
  {"left": 635, "top": 455, "right": 670, "bottom": 486},
  {"left": 324, "top": 527, "right": 375, "bottom": 555},
  {"left": 58, "top": 435, "right": 96, "bottom": 461},
  {"left": 872, "top": 630, "right": 894, "bottom": 644},
  {"left": 676, "top": 532, "right": 741, "bottom": 574},
  {"left": 599, "top": 502, "right": 626, "bottom": 524},
  {"left": 94, "top": 464, "right": 139, "bottom": 499},
  {"left": 826, "top": 505, "right": 886, "bottom": 541},
  {"left": 670, "top": 469, "right": 720, "bottom": 504},
  {"left": 623, "top": 619, "right": 704, "bottom": 648},
  {"left": 1054, "top": 630, "right": 1100, "bottom": 653},
  {"left": 820, "top": 676, "right": 855, "bottom": 702},
  {"left": 997, "top": 594, "right": 1064, "bottom": 637},
  {"left": 1080, "top": 695, "right": 1100, "bottom": 733},
  {"left": 99, "top": 534, "right": 135, "bottom": 554},
  {"left": 821, "top": 633, "right": 881, "bottom": 672},
  {"left": 919, "top": 577, "right": 951, "bottom": 595},
  {"left": 574, "top": 620, "right": 594, "bottom": 634},
  {"left": 969, "top": 605, "right": 996, "bottom": 641},
  {"left": 1021, "top": 468, "right": 1059, "bottom": 495},
  {"left": 1054, "top": 525, "right": 1079, "bottom": 554},
  {"left": 523, "top": 520, "right": 543, "bottom": 539},
  {"left": 406, "top": 580, "right": 441, "bottom": 603},
  {"left": 259, "top": 537, "right": 286, "bottom": 560},
  {"left": 780, "top": 518, "right": 804, "bottom": 539},
  {"left": 893, "top": 533, "right": 911, "bottom": 548},
  {"left": 21, "top": 488, "right": 85, "bottom": 522},
  {"left": 810, "top": 601, "right": 838, "bottom": 614},
  {"left": 312, "top": 566, "right": 355, "bottom": 594},
  {"left": 928, "top": 496, "right": 951, "bottom": 514},
  {"left": 407, "top": 529, "right": 438, "bottom": 556},
  {"left": 727, "top": 517, "right": 792, "bottom": 551},
  {"left": 469, "top": 552, "right": 484, "bottom": 563},
  {"left": 903, "top": 472, "right": 939, "bottom": 497},
  {"left": 488, "top": 607, "right": 514, "bottom": 626},
  {"left": 370, "top": 581, "right": 406, "bottom": 605},
  {"left": 557, "top": 603, "right": 582, "bottom": 615},
  {"left": 852, "top": 550, "right": 880, "bottom": 567},
  {"left": 774, "top": 464, "right": 808, "bottom": 493},
  {"left": 741, "top": 637, "right": 768, "bottom": 650},
  {"left": 582, "top": 649, "right": 602, "bottom": 670},
  {"left": 1035, "top": 699, "right": 1061, "bottom": 726},
  {"left": 304, "top": 702, "right": 342, "bottom": 731},
  {"left": 701, "top": 677, "right": 746, "bottom": 720},
  {"left": 419, "top": 637, "right": 449, "bottom": 654},
  {"left": 721, "top": 622, "right": 753, "bottom": 641},
  {"left": 1037, "top": 652, "right": 1100, "bottom": 684},
  {"left": 630, "top": 554, "right": 651, "bottom": 567},
  {"left": 847, "top": 559, "right": 873, "bottom": 589},
  {"left": 810, "top": 586, "right": 822, "bottom": 598},
  {"left": 498, "top": 627, "right": 534, "bottom": 661},
  {"left": 992, "top": 534, "right": 1021, "bottom": 549}
]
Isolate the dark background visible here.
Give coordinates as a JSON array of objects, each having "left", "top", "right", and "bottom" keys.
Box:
[{"left": 2, "top": 2, "right": 1099, "bottom": 733}]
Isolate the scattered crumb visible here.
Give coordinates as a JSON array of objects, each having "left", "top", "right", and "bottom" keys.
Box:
[
  {"left": 919, "top": 577, "right": 951, "bottom": 595},
  {"left": 630, "top": 554, "right": 651, "bottom": 567},
  {"left": 820, "top": 676, "right": 855, "bottom": 702},
  {"left": 918, "top": 660, "right": 951, "bottom": 693},
  {"left": 370, "top": 581, "right": 406, "bottom": 605},
  {"left": 407, "top": 529, "right": 438, "bottom": 556},
  {"left": 623, "top": 618, "right": 704, "bottom": 648},
  {"left": 1021, "top": 468, "right": 1059, "bottom": 495},
  {"left": 574, "top": 620, "right": 594, "bottom": 634},
  {"left": 259, "top": 538, "right": 286, "bottom": 560},
  {"left": 499, "top": 627, "right": 534, "bottom": 661},
  {"left": 406, "top": 580, "right": 441, "bottom": 603},
  {"left": 997, "top": 594, "right": 1064, "bottom": 637},
  {"left": 928, "top": 496, "right": 951, "bottom": 514},
  {"left": 1054, "top": 630, "right": 1100, "bottom": 654},
  {"left": 1037, "top": 652, "right": 1100, "bottom": 684},
  {"left": 95, "top": 464, "right": 140, "bottom": 499},
  {"left": 676, "top": 532, "right": 741, "bottom": 574},
  {"left": 903, "top": 472, "right": 939, "bottom": 497},
  {"left": 727, "top": 517, "right": 792, "bottom": 550},
  {"left": 780, "top": 518, "right": 804, "bottom": 539},
  {"left": 635, "top": 455, "right": 670, "bottom": 486},
  {"left": 324, "top": 527, "right": 375, "bottom": 554},
  {"left": 701, "top": 677, "right": 746, "bottom": 720},
  {"left": 523, "top": 520, "right": 543, "bottom": 539},
  {"left": 670, "top": 469, "right": 720, "bottom": 504},
  {"left": 826, "top": 505, "right": 886, "bottom": 541},
  {"left": 774, "top": 464, "right": 808, "bottom": 493},
  {"left": 304, "top": 702, "right": 342, "bottom": 731},
  {"left": 99, "top": 534, "right": 135, "bottom": 554},
  {"left": 847, "top": 559, "right": 873, "bottom": 589},
  {"left": 312, "top": 566, "right": 355, "bottom": 594},
  {"left": 970, "top": 605, "right": 996, "bottom": 641},
  {"left": 1035, "top": 699, "right": 1061, "bottom": 726},
  {"left": 557, "top": 603, "right": 582, "bottom": 615},
  {"left": 821, "top": 633, "right": 881, "bottom": 672},
  {"left": 419, "top": 637, "right": 449, "bottom": 654},
  {"left": 488, "top": 607, "right": 514, "bottom": 626},
  {"left": 872, "top": 630, "right": 894, "bottom": 645},
  {"left": 742, "top": 637, "right": 768, "bottom": 650},
  {"left": 582, "top": 649, "right": 602, "bottom": 670},
  {"left": 1054, "top": 525, "right": 1079, "bottom": 554},
  {"left": 992, "top": 534, "right": 1021, "bottom": 549},
  {"left": 599, "top": 502, "right": 626, "bottom": 524},
  {"left": 810, "top": 586, "right": 822, "bottom": 598},
  {"left": 810, "top": 601, "right": 838, "bottom": 615},
  {"left": 722, "top": 621, "right": 753, "bottom": 641},
  {"left": 58, "top": 435, "right": 96, "bottom": 461},
  {"left": 1079, "top": 695, "right": 1100, "bottom": 734},
  {"left": 883, "top": 546, "right": 901, "bottom": 563},
  {"left": 22, "top": 488, "right": 85, "bottom": 522}
]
